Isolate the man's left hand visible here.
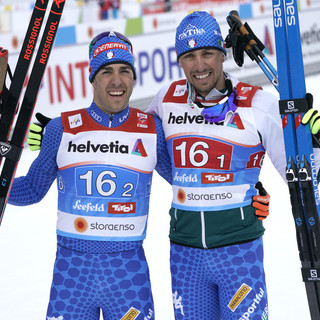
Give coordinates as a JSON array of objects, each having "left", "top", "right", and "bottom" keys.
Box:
[{"left": 252, "top": 182, "right": 270, "bottom": 221}]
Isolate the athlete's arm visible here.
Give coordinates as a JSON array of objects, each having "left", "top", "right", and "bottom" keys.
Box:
[
  {"left": 154, "top": 116, "right": 172, "bottom": 184},
  {"left": 8, "top": 117, "right": 63, "bottom": 205}
]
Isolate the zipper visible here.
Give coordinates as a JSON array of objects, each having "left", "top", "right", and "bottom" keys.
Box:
[
  {"left": 108, "top": 114, "right": 113, "bottom": 127},
  {"left": 240, "top": 207, "right": 244, "bottom": 220},
  {"left": 173, "top": 208, "right": 178, "bottom": 231},
  {"left": 200, "top": 211, "right": 208, "bottom": 249}
]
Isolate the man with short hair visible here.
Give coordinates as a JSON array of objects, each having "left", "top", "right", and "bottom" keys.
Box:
[
  {"left": 147, "top": 11, "right": 320, "bottom": 320},
  {"left": 7, "top": 31, "right": 172, "bottom": 320}
]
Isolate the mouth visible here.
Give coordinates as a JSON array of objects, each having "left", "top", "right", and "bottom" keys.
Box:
[
  {"left": 193, "top": 72, "right": 211, "bottom": 80},
  {"left": 108, "top": 90, "right": 125, "bottom": 96}
]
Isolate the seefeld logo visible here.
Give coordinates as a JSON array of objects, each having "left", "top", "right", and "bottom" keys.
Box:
[
  {"left": 178, "top": 24, "right": 205, "bottom": 40},
  {"left": 73, "top": 200, "right": 104, "bottom": 213}
]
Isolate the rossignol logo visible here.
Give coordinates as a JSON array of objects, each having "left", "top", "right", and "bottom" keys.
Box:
[
  {"left": 24, "top": 17, "right": 43, "bottom": 60},
  {"left": 168, "top": 112, "right": 214, "bottom": 125},
  {"left": 178, "top": 24, "right": 205, "bottom": 40},
  {"left": 67, "top": 141, "right": 129, "bottom": 153},
  {"left": 0, "top": 142, "right": 11, "bottom": 156},
  {"left": 40, "top": 21, "right": 58, "bottom": 65},
  {"left": 108, "top": 202, "right": 136, "bottom": 214},
  {"left": 228, "top": 283, "right": 252, "bottom": 312},
  {"left": 239, "top": 288, "right": 265, "bottom": 320},
  {"left": 120, "top": 307, "right": 140, "bottom": 320},
  {"left": 201, "top": 172, "right": 234, "bottom": 184}
]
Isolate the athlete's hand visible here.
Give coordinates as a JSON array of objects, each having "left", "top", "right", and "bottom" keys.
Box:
[
  {"left": 252, "top": 182, "right": 270, "bottom": 221},
  {"left": 27, "top": 112, "right": 52, "bottom": 151},
  {"left": 301, "top": 93, "right": 320, "bottom": 147}
]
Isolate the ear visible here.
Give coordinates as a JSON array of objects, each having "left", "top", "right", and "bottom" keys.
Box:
[{"left": 221, "top": 52, "right": 225, "bottom": 63}]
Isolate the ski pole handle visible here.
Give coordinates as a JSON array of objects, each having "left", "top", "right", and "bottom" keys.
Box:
[{"left": 227, "top": 11, "right": 259, "bottom": 53}]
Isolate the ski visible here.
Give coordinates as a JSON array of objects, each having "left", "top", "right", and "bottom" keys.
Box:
[
  {"left": 0, "top": 0, "right": 66, "bottom": 224},
  {"left": 226, "top": 5, "right": 320, "bottom": 318},
  {"left": 272, "top": 0, "right": 320, "bottom": 318},
  {"left": 0, "top": 0, "right": 49, "bottom": 145}
]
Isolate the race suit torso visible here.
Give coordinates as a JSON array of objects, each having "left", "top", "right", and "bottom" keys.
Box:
[{"left": 147, "top": 76, "right": 282, "bottom": 249}]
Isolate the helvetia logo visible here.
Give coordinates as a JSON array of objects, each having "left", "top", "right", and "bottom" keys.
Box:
[
  {"left": 67, "top": 141, "right": 129, "bottom": 153},
  {"left": 131, "top": 139, "right": 147, "bottom": 157},
  {"left": 74, "top": 217, "right": 88, "bottom": 233}
]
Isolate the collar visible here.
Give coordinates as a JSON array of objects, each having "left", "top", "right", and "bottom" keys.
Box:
[
  {"left": 86, "top": 101, "right": 130, "bottom": 127},
  {"left": 187, "top": 72, "right": 237, "bottom": 106}
]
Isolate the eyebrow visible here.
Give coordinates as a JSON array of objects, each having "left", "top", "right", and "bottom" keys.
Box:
[{"left": 102, "top": 65, "right": 131, "bottom": 71}]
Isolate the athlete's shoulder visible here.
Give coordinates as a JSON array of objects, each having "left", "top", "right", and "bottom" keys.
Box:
[
  {"left": 163, "top": 79, "right": 188, "bottom": 103},
  {"left": 251, "top": 88, "right": 279, "bottom": 114}
]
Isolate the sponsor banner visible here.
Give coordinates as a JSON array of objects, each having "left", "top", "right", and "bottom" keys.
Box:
[
  {"left": 57, "top": 210, "right": 147, "bottom": 238},
  {"left": 58, "top": 131, "right": 156, "bottom": 172},
  {"left": 172, "top": 184, "right": 250, "bottom": 210},
  {"left": 120, "top": 307, "right": 140, "bottom": 320},
  {"left": 228, "top": 283, "right": 252, "bottom": 312},
  {"left": 3, "top": 7, "right": 320, "bottom": 120}
]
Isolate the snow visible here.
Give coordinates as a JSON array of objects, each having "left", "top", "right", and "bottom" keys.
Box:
[{"left": 0, "top": 74, "right": 319, "bottom": 319}]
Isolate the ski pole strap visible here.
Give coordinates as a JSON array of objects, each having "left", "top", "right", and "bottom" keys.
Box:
[
  {"left": 279, "top": 97, "right": 309, "bottom": 115},
  {"left": 302, "top": 267, "right": 320, "bottom": 282},
  {"left": 0, "top": 141, "right": 22, "bottom": 162}
]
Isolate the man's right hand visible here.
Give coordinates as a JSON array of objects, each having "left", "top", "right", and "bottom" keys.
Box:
[{"left": 27, "top": 113, "right": 52, "bottom": 151}]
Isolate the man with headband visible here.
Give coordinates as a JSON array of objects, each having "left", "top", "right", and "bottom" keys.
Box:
[{"left": 7, "top": 31, "right": 172, "bottom": 320}]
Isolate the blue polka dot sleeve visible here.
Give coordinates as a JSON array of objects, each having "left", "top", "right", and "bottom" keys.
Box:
[
  {"left": 7, "top": 117, "right": 62, "bottom": 205},
  {"left": 154, "top": 116, "right": 172, "bottom": 185}
]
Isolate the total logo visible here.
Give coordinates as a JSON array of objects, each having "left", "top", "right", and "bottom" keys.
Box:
[
  {"left": 108, "top": 202, "right": 136, "bottom": 214},
  {"left": 201, "top": 172, "right": 233, "bottom": 184}
]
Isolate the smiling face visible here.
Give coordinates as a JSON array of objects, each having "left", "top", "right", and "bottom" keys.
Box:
[
  {"left": 178, "top": 48, "right": 226, "bottom": 97},
  {"left": 92, "top": 63, "right": 135, "bottom": 114}
]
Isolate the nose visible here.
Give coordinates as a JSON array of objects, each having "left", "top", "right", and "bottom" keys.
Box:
[
  {"left": 110, "top": 71, "right": 123, "bottom": 86},
  {"left": 193, "top": 55, "right": 206, "bottom": 71}
]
